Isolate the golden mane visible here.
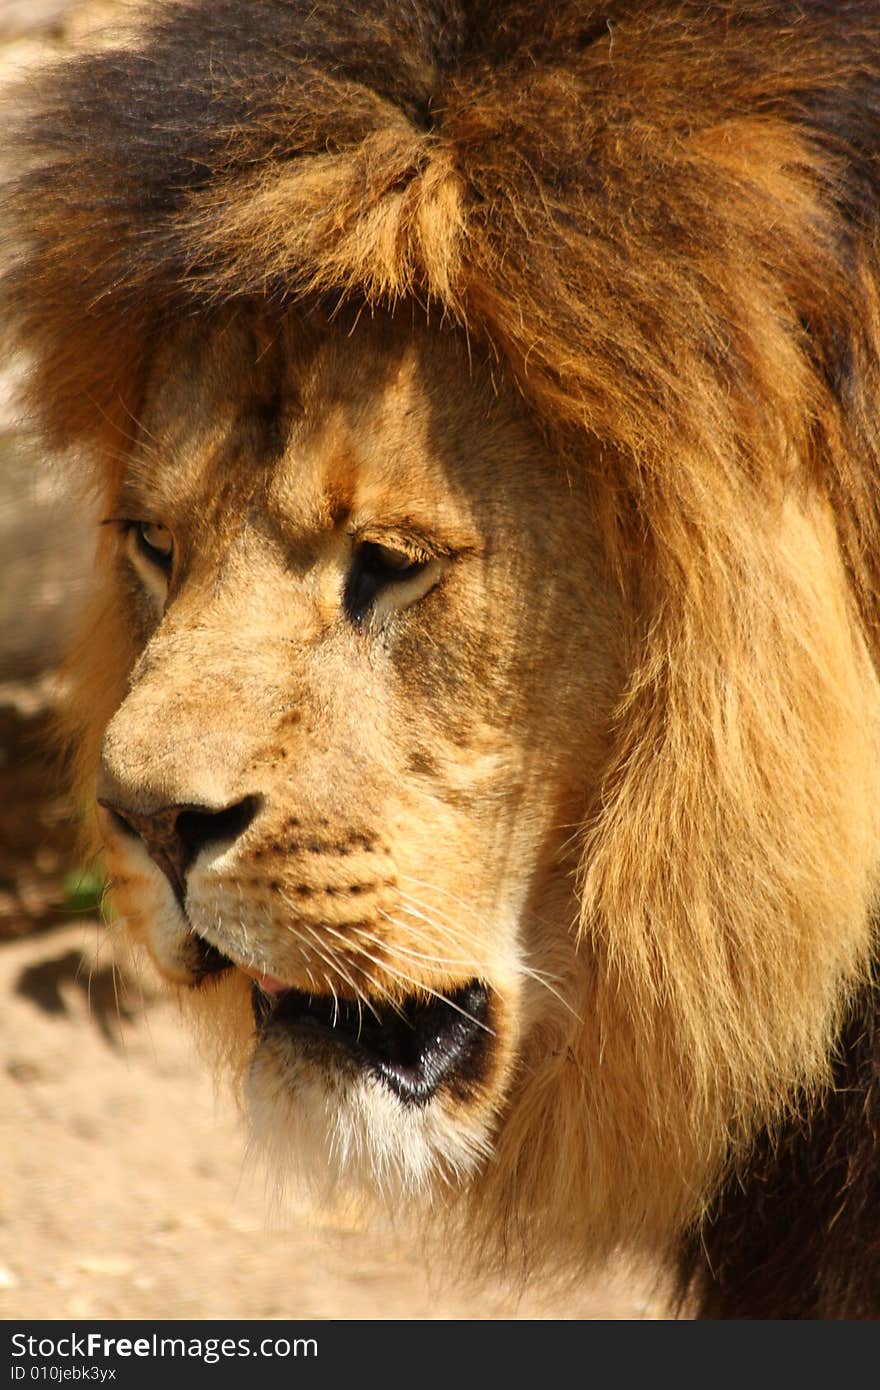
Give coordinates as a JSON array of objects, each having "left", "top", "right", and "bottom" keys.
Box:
[{"left": 4, "top": 0, "right": 880, "bottom": 1316}]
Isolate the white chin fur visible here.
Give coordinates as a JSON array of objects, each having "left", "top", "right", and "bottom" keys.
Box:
[{"left": 244, "top": 1034, "right": 494, "bottom": 1206}]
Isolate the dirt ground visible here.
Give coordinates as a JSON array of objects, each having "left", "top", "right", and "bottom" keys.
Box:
[{"left": 0, "top": 920, "right": 670, "bottom": 1322}]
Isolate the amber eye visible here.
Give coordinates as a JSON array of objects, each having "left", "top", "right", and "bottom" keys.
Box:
[
  {"left": 344, "top": 540, "right": 430, "bottom": 622},
  {"left": 134, "top": 521, "right": 174, "bottom": 572}
]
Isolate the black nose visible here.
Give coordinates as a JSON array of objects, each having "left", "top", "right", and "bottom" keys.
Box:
[{"left": 98, "top": 794, "right": 261, "bottom": 904}]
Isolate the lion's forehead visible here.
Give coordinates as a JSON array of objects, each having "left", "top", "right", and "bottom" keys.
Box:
[{"left": 127, "top": 309, "right": 539, "bottom": 550}]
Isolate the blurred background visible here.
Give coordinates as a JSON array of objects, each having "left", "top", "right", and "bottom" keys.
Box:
[{"left": 0, "top": 0, "right": 667, "bottom": 1320}]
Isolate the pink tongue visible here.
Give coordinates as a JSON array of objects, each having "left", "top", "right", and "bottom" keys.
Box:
[{"left": 256, "top": 974, "right": 287, "bottom": 995}]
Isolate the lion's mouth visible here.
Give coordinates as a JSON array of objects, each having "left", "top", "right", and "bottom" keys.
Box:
[{"left": 251, "top": 977, "right": 491, "bottom": 1106}]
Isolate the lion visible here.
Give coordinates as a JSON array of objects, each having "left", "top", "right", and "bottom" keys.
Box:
[{"left": 4, "top": 0, "right": 880, "bottom": 1319}]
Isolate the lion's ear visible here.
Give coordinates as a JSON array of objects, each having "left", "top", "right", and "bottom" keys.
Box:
[{"left": 577, "top": 487, "right": 880, "bottom": 1150}]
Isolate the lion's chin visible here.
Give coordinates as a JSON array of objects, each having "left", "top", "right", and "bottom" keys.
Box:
[{"left": 244, "top": 985, "right": 499, "bottom": 1202}]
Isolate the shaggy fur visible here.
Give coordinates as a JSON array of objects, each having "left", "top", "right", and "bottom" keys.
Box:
[{"left": 4, "top": 0, "right": 880, "bottom": 1318}]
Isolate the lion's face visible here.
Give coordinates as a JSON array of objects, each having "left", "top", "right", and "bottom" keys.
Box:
[{"left": 95, "top": 306, "right": 624, "bottom": 1197}]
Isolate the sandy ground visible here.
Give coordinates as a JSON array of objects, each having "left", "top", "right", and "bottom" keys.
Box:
[{"left": 0, "top": 920, "right": 671, "bottom": 1322}]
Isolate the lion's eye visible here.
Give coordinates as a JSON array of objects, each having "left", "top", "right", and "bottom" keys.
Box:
[
  {"left": 362, "top": 541, "right": 425, "bottom": 579},
  {"left": 344, "top": 540, "right": 431, "bottom": 623},
  {"left": 134, "top": 521, "right": 174, "bottom": 572}
]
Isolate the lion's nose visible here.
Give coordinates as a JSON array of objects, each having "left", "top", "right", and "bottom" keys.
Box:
[{"left": 98, "top": 794, "right": 261, "bottom": 903}]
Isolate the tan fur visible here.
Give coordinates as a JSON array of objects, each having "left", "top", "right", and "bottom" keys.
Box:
[{"left": 4, "top": 0, "right": 880, "bottom": 1284}]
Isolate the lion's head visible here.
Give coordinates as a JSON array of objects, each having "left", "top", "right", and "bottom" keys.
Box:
[
  {"left": 5, "top": 0, "right": 880, "bottom": 1281},
  {"left": 94, "top": 302, "right": 623, "bottom": 1209}
]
